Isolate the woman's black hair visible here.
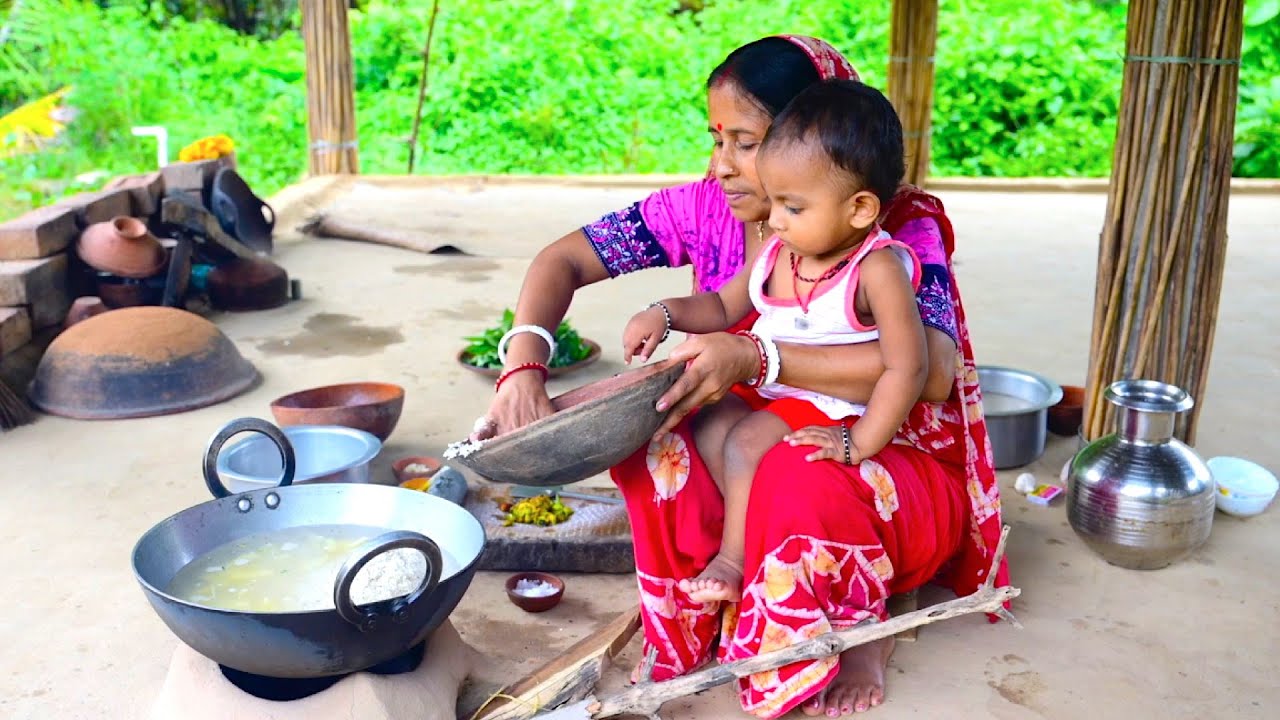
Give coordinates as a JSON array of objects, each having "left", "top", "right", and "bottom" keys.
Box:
[{"left": 706, "top": 37, "right": 822, "bottom": 118}]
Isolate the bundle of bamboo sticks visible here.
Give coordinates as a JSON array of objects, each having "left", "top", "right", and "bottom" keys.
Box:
[
  {"left": 886, "top": 0, "right": 938, "bottom": 187},
  {"left": 301, "top": 0, "right": 359, "bottom": 175},
  {"left": 1084, "top": 0, "right": 1245, "bottom": 444}
]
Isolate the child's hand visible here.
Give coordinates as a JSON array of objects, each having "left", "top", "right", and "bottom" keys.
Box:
[
  {"left": 784, "top": 424, "right": 863, "bottom": 465},
  {"left": 622, "top": 305, "right": 668, "bottom": 364}
]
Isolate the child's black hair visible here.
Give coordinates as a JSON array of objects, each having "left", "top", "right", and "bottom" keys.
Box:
[{"left": 761, "top": 80, "right": 905, "bottom": 205}]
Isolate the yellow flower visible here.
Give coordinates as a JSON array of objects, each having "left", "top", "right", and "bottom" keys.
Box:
[{"left": 178, "top": 134, "right": 235, "bottom": 162}]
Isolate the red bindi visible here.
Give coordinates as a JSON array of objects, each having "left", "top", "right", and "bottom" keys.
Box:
[{"left": 716, "top": 123, "right": 723, "bottom": 131}]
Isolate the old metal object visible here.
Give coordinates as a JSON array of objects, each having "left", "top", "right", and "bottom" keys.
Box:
[
  {"left": 207, "top": 257, "right": 289, "bottom": 312},
  {"left": 1067, "top": 380, "right": 1214, "bottom": 570},
  {"left": 447, "top": 360, "right": 684, "bottom": 487},
  {"left": 977, "top": 366, "right": 1063, "bottom": 469},
  {"left": 269, "top": 381, "right": 405, "bottom": 442},
  {"left": 132, "top": 417, "right": 485, "bottom": 678},
  {"left": 28, "top": 306, "right": 258, "bottom": 419},
  {"left": 214, "top": 424, "right": 382, "bottom": 495},
  {"left": 160, "top": 195, "right": 258, "bottom": 261}
]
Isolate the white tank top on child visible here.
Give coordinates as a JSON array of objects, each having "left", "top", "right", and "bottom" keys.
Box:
[{"left": 747, "top": 229, "right": 921, "bottom": 421}]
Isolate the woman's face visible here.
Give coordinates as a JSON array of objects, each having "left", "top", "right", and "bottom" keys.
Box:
[{"left": 707, "top": 82, "right": 774, "bottom": 223}]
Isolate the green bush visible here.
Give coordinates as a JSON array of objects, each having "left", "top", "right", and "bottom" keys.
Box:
[{"left": 1, "top": 0, "right": 1277, "bottom": 219}]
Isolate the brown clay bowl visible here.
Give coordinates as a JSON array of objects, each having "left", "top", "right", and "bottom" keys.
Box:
[
  {"left": 447, "top": 360, "right": 684, "bottom": 487},
  {"left": 392, "top": 455, "right": 442, "bottom": 484},
  {"left": 1047, "top": 384, "right": 1085, "bottom": 436},
  {"left": 505, "top": 572, "right": 565, "bottom": 613},
  {"left": 269, "top": 382, "right": 405, "bottom": 442},
  {"left": 77, "top": 216, "right": 167, "bottom": 279},
  {"left": 63, "top": 296, "right": 108, "bottom": 330},
  {"left": 456, "top": 339, "right": 602, "bottom": 379}
]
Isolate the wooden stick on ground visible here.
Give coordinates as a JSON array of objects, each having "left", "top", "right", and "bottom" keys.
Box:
[
  {"left": 529, "top": 526, "right": 1020, "bottom": 720},
  {"left": 466, "top": 605, "right": 641, "bottom": 720},
  {"left": 299, "top": 213, "right": 466, "bottom": 255}
]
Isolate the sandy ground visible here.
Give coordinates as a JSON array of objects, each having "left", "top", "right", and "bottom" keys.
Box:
[{"left": 1, "top": 176, "right": 1277, "bottom": 719}]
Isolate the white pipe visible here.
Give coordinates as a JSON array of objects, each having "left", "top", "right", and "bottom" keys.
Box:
[{"left": 131, "top": 125, "right": 169, "bottom": 168}]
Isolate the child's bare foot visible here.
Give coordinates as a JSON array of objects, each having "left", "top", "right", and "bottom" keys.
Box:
[
  {"left": 801, "top": 636, "right": 895, "bottom": 716},
  {"left": 677, "top": 554, "right": 743, "bottom": 603}
]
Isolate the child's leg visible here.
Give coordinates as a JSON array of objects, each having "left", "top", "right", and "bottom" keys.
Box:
[
  {"left": 680, "top": 409, "right": 791, "bottom": 603},
  {"left": 690, "top": 392, "right": 753, "bottom": 494}
]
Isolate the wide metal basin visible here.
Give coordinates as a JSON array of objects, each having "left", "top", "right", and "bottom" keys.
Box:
[{"left": 978, "top": 366, "right": 1063, "bottom": 469}]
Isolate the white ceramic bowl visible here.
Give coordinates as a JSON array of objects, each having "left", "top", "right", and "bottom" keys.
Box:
[{"left": 1208, "top": 456, "right": 1278, "bottom": 518}]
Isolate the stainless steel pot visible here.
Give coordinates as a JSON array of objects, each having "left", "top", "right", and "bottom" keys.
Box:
[
  {"left": 131, "top": 418, "right": 486, "bottom": 678},
  {"left": 1066, "top": 380, "right": 1213, "bottom": 570},
  {"left": 977, "top": 366, "right": 1063, "bottom": 469},
  {"left": 216, "top": 424, "right": 380, "bottom": 494}
]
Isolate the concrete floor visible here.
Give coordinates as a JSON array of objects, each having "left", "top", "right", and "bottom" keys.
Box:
[{"left": 1, "top": 177, "right": 1278, "bottom": 719}]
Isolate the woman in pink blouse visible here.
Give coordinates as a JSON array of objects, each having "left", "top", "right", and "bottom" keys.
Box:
[{"left": 477, "top": 36, "right": 1008, "bottom": 718}]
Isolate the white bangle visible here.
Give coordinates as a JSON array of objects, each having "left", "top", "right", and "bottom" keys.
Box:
[
  {"left": 497, "top": 324, "right": 557, "bottom": 365},
  {"left": 757, "top": 332, "right": 782, "bottom": 386}
]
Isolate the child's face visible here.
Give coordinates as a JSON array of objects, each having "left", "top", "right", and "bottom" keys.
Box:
[{"left": 757, "top": 141, "right": 879, "bottom": 259}]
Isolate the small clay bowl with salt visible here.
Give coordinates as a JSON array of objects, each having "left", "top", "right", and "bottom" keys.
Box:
[
  {"left": 392, "top": 455, "right": 442, "bottom": 485},
  {"left": 505, "top": 572, "right": 565, "bottom": 613},
  {"left": 447, "top": 360, "right": 685, "bottom": 487}
]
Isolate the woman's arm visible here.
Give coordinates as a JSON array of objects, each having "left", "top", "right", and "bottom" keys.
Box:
[{"left": 477, "top": 230, "right": 611, "bottom": 438}]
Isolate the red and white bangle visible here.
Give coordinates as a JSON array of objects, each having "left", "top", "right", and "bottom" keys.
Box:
[
  {"left": 757, "top": 332, "right": 781, "bottom": 386},
  {"left": 494, "top": 362, "right": 549, "bottom": 392},
  {"left": 735, "top": 331, "right": 769, "bottom": 388}
]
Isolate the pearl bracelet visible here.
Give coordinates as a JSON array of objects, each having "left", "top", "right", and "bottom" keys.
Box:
[
  {"left": 497, "top": 324, "right": 557, "bottom": 365},
  {"left": 646, "top": 301, "right": 672, "bottom": 343}
]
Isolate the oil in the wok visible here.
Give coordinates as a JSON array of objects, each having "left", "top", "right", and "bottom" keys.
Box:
[{"left": 165, "top": 524, "right": 458, "bottom": 613}]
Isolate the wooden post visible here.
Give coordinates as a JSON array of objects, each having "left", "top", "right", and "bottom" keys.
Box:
[
  {"left": 886, "top": 0, "right": 938, "bottom": 187},
  {"left": 301, "top": 0, "right": 359, "bottom": 175},
  {"left": 1083, "top": 0, "right": 1245, "bottom": 444}
]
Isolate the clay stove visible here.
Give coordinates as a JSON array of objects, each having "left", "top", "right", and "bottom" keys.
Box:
[{"left": 149, "top": 621, "right": 473, "bottom": 720}]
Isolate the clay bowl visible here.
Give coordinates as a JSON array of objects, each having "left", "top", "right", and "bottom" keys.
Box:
[
  {"left": 447, "top": 360, "right": 684, "bottom": 487},
  {"left": 505, "top": 572, "right": 565, "bottom": 613},
  {"left": 1047, "top": 384, "right": 1085, "bottom": 437},
  {"left": 269, "top": 382, "right": 405, "bottom": 442},
  {"left": 77, "top": 216, "right": 167, "bottom": 279},
  {"left": 63, "top": 296, "right": 108, "bottom": 330},
  {"left": 457, "top": 339, "right": 602, "bottom": 379},
  {"left": 393, "top": 455, "right": 442, "bottom": 484},
  {"left": 207, "top": 257, "right": 289, "bottom": 312}
]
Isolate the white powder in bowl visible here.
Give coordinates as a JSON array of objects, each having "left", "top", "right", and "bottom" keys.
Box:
[{"left": 514, "top": 578, "right": 558, "bottom": 597}]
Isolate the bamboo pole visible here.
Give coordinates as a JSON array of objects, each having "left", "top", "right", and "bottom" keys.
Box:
[
  {"left": 886, "top": 0, "right": 938, "bottom": 187},
  {"left": 1083, "top": 0, "right": 1244, "bottom": 445},
  {"left": 301, "top": 0, "right": 359, "bottom": 175}
]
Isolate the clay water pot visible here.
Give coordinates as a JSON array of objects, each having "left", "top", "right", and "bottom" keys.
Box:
[{"left": 77, "top": 216, "right": 167, "bottom": 279}]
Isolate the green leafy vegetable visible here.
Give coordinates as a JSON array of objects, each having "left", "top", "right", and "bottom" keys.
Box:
[{"left": 463, "top": 308, "right": 592, "bottom": 369}]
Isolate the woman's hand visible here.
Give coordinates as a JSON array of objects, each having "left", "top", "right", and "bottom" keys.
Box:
[
  {"left": 652, "top": 332, "right": 760, "bottom": 437},
  {"left": 622, "top": 305, "right": 667, "bottom": 365},
  {"left": 471, "top": 371, "right": 556, "bottom": 441}
]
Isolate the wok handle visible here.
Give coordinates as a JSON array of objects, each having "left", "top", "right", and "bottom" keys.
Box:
[
  {"left": 333, "top": 531, "right": 443, "bottom": 633},
  {"left": 202, "top": 417, "right": 297, "bottom": 499}
]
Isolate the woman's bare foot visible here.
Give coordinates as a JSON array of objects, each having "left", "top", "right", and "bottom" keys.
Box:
[
  {"left": 677, "top": 554, "right": 743, "bottom": 603},
  {"left": 801, "top": 637, "right": 895, "bottom": 716}
]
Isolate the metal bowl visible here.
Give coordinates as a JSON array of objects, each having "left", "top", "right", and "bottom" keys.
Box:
[
  {"left": 216, "top": 424, "right": 381, "bottom": 494},
  {"left": 977, "top": 366, "right": 1063, "bottom": 469}
]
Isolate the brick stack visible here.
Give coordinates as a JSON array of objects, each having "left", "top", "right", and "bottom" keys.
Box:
[{"left": 0, "top": 156, "right": 233, "bottom": 379}]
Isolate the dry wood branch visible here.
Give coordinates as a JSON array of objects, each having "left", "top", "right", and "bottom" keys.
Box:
[
  {"left": 407, "top": 0, "right": 443, "bottom": 174},
  {"left": 536, "top": 526, "right": 1022, "bottom": 720},
  {"left": 467, "top": 606, "right": 641, "bottom": 720},
  {"left": 299, "top": 213, "right": 466, "bottom": 255}
]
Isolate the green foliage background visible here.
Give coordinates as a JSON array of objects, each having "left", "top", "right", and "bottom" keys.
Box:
[{"left": 1, "top": 0, "right": 1278, "bottom": 219}]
